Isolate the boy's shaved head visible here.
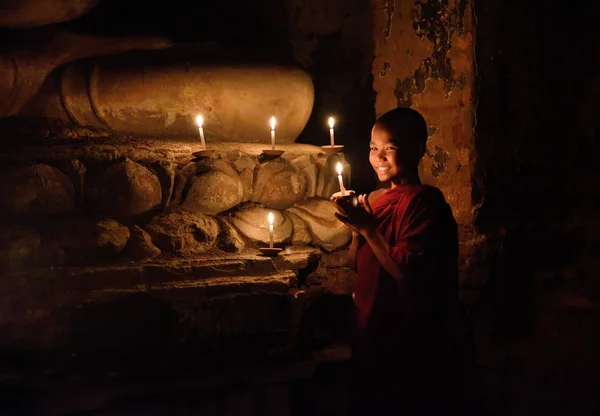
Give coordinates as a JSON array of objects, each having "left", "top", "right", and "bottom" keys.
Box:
[
  {"left": 375, "top": 107, "right": 428, "bottom": 143},
  {"left": 374, "top": 107, "right": 428, "bottom": 160}
]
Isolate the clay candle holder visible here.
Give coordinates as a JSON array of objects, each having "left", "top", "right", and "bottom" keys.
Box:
[
  {"left": 258, "top": 247, "right": 283, "bottom": 257},
  {"left": 320, "top": 144, "right": 344, "bottom": 156},
  {"left": 261, "top": 149, "right": 285, "bottom": 157},
  {"left": 192, "top": 149, "right": 215, "bottom": 158}
]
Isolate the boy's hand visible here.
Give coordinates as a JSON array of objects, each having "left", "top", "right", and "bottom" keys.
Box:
[{"left": 330, "top": 193, "right": 376, "bottom": 236}]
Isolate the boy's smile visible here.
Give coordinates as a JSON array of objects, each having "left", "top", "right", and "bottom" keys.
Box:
[
  {"left": 369, "top": 124, "right": 421, "bottom": 187},
  {"left": 369, "top": 125, "right": 401, "bottom": 183}
]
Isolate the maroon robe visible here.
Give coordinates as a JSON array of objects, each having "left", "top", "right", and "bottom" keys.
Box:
[{"left": 353, "top": 184, "right": 458, "bottom": 377}]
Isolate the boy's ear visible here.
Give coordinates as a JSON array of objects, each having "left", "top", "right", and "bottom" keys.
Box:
[{"left": 415, "top": 142, "right": 426, "bottom": 160}]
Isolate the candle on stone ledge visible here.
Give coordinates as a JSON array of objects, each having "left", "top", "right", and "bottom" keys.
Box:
[
  {"left": 268, "top": 212, "right": 275, "bottom": 248},
  {"left": 328, "top": 117, "right": 335, "bottom": 147},
  {"left": 336, "top": 162, "right": 346, "bottom": 196},
  {"left": 195, "top": 115, "right": 206, "bottom": 149},
  {"left": 270, "top": 116, "right": 276, "bottom": 150}
]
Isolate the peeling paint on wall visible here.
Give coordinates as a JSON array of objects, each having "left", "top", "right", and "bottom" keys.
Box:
[
  {"left": 372, "top": 0, "right": 475, "bottom": 224},
  {"left": 395, "top": 0, "right": 469, "bottom": 107},
  {"left": 429, "top": 145, "right": 450, "bottom": 177},
  {"left": 383, "top": 0, "right": 396, "bottom": 38}
]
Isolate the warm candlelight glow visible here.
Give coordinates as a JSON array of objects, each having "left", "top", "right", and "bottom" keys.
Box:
[
  {"left": 329, "top": 117, "right": 335, "bottom": 146},
  {"left": 336, "top": 162, "right": 346, "bottom": 195},
  {"left": 269, "top": 117, "right": 276, "bottom": 150},
  {"left": 268, "top": 212, "right": 275, "bottom": 248},
  {"left": 195, "top": 114, "right": 206, "bottom": 149}
]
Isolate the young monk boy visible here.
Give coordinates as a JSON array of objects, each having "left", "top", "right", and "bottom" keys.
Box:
[{"left": 331, "top": 107, "right": 459, "bottom": 415}]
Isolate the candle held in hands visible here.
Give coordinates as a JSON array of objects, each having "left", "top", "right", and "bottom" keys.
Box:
[
  {"left": 336, "top": 162, "right": 346, "bottom": 196},
  {"left": 195, "top": 115, "right": 206, "bottom": 149},
  {"left": 270, "top": 116, "right": 276, "bottom": 150},
  {"left": 328, "top": 117, "right": 335, "bottom": 147},
  {"left": 268, "top": 212, "right": 275, "bottom": 248}
]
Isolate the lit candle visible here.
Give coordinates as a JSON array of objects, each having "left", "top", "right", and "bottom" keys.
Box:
[
  {"left": 195, "top": 115, "right": 206, "bottom": 149},
  {"left": 336, "top": 162, "right": 346, "bottom": 196},
  {"left": 328, "top": 117, "right": 335, "bottom": 147},
  {"left": 270, "top": 116, "right": 276, "bottom": 150},
  {"left": 268, "top": 212, "right": 275, "bottom": 248}
]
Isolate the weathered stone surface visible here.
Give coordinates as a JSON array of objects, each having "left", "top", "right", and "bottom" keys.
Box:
[
  {"left": 144, "top": 209, "right": 219, "bottom": 255},
  {"left": 231, "top": 153, "right": 258, "bottom": 203},
  {"left": 51, "top": 158, "right": 86, "bottom": 204},
  {"left": 232, "top": 153, "right": 258, "bottom": 172},
  {"left": 1, "top": 31, "right": 172, "bottom": 117},
  {"left": 252, "top": 159, "right": 307, "bottom": 209},
  {"left": 124, "top": 225, "right": 161, "bottom": 261},
  {"left": 33, "top": 51, "right": 314, "bottom": 142},
  {"left": 182, "top": 169, "right": 244, "bottom": 214},
  {"left": 304, "top": 266, "right": 356, "bottom": 296},
  {"left": 0, "top": 0, "right": 99, "bottom": 28},
  {"left": 291, "top": 154, "right": 321, "bottom": 198},
  {"left": 216, "top": 218, "right": 245, "bottom": 253},
  {"left": 272, "top": 248, "right": 321, "bottom": 272},
  {"left": 319, "top": 249, "right": 349, "bottom": 268},
  {"left": 239, "top": 169, "right": 254, "bottom": 203},
  {"left": 151, "top": 161, "right": 176, "bottom": 209},
  {"left": 0, "top": 225, "right": 66, "bottom": 271},
  {"left": 86, "top": 158, "right": 162, "bottom": 217},
  {"left": 371, "top": 0, "right": 475, "bottom": 224},
  {"left": 287, "top": 200, "right": 351, "bottom": 251},
  {"left": 0, "top": 163, "right": 74, "bottom": 217},
  {"left": 286, "top": 212, "right": 312, "bottom": 245},
  {"left": 228, "top": 205, "right": 292, "bottom": 245},
  {"left": 52, "top": 219, "right": 130, "bottom": 262}
]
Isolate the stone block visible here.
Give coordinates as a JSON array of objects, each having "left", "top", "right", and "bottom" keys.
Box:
[
  {"left": 252, "top": 159, "right": 307, "bottom": 209},
  {"left": 287, "top": 200, "right": 351, "bottom": 252},
  {"left": 52, "top": 218, "right": 130, "bottom": 263},
  {"left": 144, "top": 209, "right": 219, "bottom": 255},
  {"left": 228, "top": 204, "right": 292, "bottom": 245},
  {"left": 0, "top": 224, "right": 67, "bottom": 272},
  {"left": 182, "top": 169, "right": 244, "bottom": 214},
  {"left": 0, "top": 163, "right": 74, "bottom": 217},
  {"left": 85, "top": 158, "right": 162, "bottom": 217}
]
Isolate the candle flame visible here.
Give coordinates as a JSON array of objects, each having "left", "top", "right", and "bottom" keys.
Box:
[
  {"left": 328, "top": 117, "right": 335, "bottom": 129},
  {"left": 195, "top": 115, "right": 204, "bottom": 128},
  {"left": 336, "top": 162, "right": 343, "bottom": 175},
  {"left": 268, "top": 212, "right": 274, "bottom": 225},
  {"left": 270, "top": 116, "right": 276, "bottom": 131}
]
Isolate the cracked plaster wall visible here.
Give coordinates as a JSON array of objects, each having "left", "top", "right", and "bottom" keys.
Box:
[{"left": 372, "top": 0, "right": 476, "bottom": 225}]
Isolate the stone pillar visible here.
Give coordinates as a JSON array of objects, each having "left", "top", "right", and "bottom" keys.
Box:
[
  {"left": 371, "top": 0, "right": 484, "bottom": 299},
  {"left": 371, "top": 0, "right": 477, "bottom": 226}
]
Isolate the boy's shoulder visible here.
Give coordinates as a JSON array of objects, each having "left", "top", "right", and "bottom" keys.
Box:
[{"left": 367, "top": 188, "right": 388, "bottom": 205}]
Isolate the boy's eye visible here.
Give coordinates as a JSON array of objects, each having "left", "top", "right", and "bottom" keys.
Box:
[
  {"left": 370, "top": 147, "right": 377, "bottom": 151},
  {"left": 386, "top": 147, "right": 397, "bottom": 151}
]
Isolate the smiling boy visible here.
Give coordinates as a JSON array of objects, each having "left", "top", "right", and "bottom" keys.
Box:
[{"left": 332, "top": 107, "right": 459, "bottom": 415}]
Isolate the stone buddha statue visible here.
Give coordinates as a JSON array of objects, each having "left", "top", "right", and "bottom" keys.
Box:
[
  {"left": 0, "top": 0, "right": 355, "bottom": 366},
  {"left": 0, "top": 0, "right": 351, "bottom": 270},
  {"left": 0, "top": 0, "right": 314, "bottom": 142}
]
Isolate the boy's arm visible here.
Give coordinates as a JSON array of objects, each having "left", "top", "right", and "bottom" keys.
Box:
[
  {"left": 362, "top": 192, "right": 441, "bottom": 286},
  {"left": 347, "top": 231, "right": 364, "bottom": 270}
]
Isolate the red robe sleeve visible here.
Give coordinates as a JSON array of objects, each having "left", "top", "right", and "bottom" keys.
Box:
[{"left": 387, "top": 189, "right": 443, "bottom": 272}]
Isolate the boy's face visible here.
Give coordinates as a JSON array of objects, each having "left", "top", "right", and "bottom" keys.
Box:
[{"left": 369, "top": 125, "right": 419, "bottom": 183}]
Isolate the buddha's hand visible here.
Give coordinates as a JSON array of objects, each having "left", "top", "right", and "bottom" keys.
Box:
[{"left": 331, "top": 193, "right": 375, "bottom": 236}]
